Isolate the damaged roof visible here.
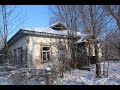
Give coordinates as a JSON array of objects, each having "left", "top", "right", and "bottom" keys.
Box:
[
  {"left": 7, "top": 22, "right": 85, "bottom": 47},
  {"left": 50, "top": 22, "right": 67, "bottom": 30}
]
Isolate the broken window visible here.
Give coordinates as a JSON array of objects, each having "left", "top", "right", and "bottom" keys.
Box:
[
  {"left": 58, "top": 45, "right": 66, "bottom": 60},
  {"left": 42, "top": 46, "right": 50, "bottom": 62}
]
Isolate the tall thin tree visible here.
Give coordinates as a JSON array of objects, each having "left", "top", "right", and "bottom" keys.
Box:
[{"left": 0, "top": 5, "right": 25, "bottom": 65}]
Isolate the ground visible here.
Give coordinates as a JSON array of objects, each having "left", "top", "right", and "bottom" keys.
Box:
[
  {"left": 53, "top": 61, "right": 120, "bottom": 85},
  {"left": 0, "top": 61, "right": 120, "bottom": 85}
]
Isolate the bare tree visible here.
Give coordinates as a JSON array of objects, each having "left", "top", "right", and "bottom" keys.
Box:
[
  {"left": 0, "top": 5, "right": 25, "bottom": 65},
  {"left": 104, "top": 5, "right": 120, "bottom": 57},
  {"left": 105, "top": 5, "right": 120, "bottom": 28},
  {"left": 49, "top": 5, "right": 117, "bottom": 78},
  {"left": 103, "top": 29, "right": 120, "bottom": 59},
  {"left": 49, "top": 5, "right": 80, "bottom": 75},
  {"left": 76, "top": 5, "right": 116, "bottom": 77}
]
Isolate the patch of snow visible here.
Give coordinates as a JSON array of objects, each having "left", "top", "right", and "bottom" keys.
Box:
[
  {"left": 77, "top": 34, "right": 87, "bottom": 43},
  {"left": 53, "top": 62, "right": 120, "bottom": 85},
  {"left": 24, "top": 27, "right": 83, "bottom": 37},
  {"left": 0, "top": 75, "right": 14, "bottom": 85},
  {"left": 50, "top": 22, "right": 66, "bottom": 28},
  {"left": 0, "top": 62, "right": 120, "bottom": 85},
  {"left": 25, "top": 27, "right": 68, "bottom": 35},
  {"left": 45, "top": 67, "right": 51, "bottom": 71}
]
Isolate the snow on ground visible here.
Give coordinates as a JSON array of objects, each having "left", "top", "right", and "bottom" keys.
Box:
[
  {"left": 0, "top": 67, "right": 46, "bottom": 85},
  {"left": 0, "top": 74, "right": 45, "bottom": 85},
  {"left": 53, "top": 61, "right": 120, "bottom": 85},
  {"left": 0, "top": 61, "right": 120, "bottom": 85}
]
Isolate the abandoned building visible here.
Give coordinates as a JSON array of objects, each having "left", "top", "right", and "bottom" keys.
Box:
[
  {"left": 0, "top": 22, "right": 102, "bottom": 69},
  {"left": 76, "top": 38, "right": 102, "bottom": 68}
]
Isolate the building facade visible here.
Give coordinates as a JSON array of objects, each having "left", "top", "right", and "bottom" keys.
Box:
[{"left": 3, "top": 22, "right": 102, "bottom": 69}]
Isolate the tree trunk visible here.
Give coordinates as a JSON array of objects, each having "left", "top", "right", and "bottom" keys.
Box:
[
  {"left": 95, "top": 41, "right": 102, "bottom": 78},
  {"left": 96, "top": 61, "right": 102, "bottom": 77}
]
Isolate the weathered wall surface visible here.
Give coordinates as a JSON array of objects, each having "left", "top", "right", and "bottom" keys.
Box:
[
  {"left": 9, "top": 37, "right": 27, "bottom": 51},
  {"left": 86, "top": 43, "right": 102, "bottom": 59},
  {"left": 8, "top": 36, "right": 28, "bottom": 66},
  {"left": 97, "top": 43, "right": 102, "bottom": 59},
  {"left": 27, "top": 35, "right": 68, "bottom": 69}
]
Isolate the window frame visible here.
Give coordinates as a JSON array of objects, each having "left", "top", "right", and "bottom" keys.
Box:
[
  {"left": 58, "top": 44, "right": 66, "bottom": 60},
  {"left": 42, "top": 45, "right": 51, "bottom": 63}
]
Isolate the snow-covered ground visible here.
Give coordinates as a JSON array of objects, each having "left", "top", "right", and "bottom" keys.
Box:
[
  {"left": 0, "top": 61, "right": 120, "bottom": 85},
  {"left": 0, "top": 67, "right": 46, "bottom": 85},
  {"left": 53, "top": 61, "right": 120, "bottom": 85}
]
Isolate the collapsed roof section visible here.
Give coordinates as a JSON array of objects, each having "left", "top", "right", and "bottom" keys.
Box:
[{"left": 50, "top": 22, "right": 67, "bottom": 30}]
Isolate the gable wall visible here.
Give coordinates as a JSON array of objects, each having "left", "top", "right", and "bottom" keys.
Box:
[
  {"left": 9, "top": 36, "right": 27, "bottom": 51},
  {"left": 8, "top": 36, "right": 28, "bottom": 66}
]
